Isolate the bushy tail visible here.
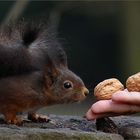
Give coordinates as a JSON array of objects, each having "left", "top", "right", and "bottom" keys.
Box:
[{"left": 0, "top": 20, "right": 67, "bottom": 77}]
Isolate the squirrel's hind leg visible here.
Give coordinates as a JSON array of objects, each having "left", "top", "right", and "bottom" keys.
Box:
[
  {"left": 3, "top": 112, "right": 23, "bottom": 126},
  {"left": 28, "top": 112, "right": 50, "bottom": 123}
]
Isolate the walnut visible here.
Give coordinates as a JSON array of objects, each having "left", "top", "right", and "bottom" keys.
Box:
[
  {"left": 94, "top": 78, "right": 124, "bottom": 100},
  {"left": 126, "top": 72, "right": 140, "bottom": 92}
]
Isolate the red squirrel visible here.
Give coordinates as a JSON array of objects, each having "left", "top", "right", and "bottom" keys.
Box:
[{"left": 0, "top": 21, "right": 89, "bottom": 125}]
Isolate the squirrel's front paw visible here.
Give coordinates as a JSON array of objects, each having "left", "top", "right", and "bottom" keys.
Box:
[
  {"left": 6, "top": 118, "right": 23, "bottom": 126},
  {"left": 28, "top": 113, "right": 50, "bottom": 123},
  {"left": 5, "top": 117, "right": 23, "bottom": 126},
  {"left": 4, "top": 112, "right": 23, "bottom": 126}
]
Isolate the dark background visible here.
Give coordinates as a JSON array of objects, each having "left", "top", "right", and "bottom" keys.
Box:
[{"left": 0, "top": 1, "right": 140, "bottom": 116}]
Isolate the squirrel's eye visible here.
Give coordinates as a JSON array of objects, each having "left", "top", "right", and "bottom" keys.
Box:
[{"left": 63, "top": 81, "right": 73, "bottom": 89}]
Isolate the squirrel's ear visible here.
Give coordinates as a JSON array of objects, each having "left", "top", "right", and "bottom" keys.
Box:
[{"left": 44, "top": 56, "right": 60, "bottom": 87}]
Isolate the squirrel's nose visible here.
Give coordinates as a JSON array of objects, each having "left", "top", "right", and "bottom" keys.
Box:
[{"left": 83, "top": 87, "right": 89, "bottom": 96}]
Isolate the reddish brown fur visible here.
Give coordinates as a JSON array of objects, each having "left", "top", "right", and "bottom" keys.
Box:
[{"left": 0, "top": 21, "right": 89, "bottom": 125}]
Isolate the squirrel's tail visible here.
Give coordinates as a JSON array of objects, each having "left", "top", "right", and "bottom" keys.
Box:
[
  {"left": 0, "top": 21, "right": 50, "bottom": 76},
  {"left": 0, "top": 20, "right": 67, "bottom": 77}
]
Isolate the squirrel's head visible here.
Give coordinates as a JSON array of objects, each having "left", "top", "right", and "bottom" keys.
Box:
[{"left": 43, "top": 56, "right": 89, "bottom": 104}]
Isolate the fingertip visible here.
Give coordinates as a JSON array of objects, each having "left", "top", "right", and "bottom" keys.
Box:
[
  {"left": 90, "top": 102, "right": 101, "bottom": 114},
  {"left": 91, "top": 100, "right": 112, "bottom": 114},
  {"left": 85, "top": 109, "right": 96, "bottom": 120},
  {"left": 112, "top": 91, "right": 127, "bottom": 101}
]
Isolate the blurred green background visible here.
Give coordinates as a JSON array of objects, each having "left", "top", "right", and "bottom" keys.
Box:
[{"left": 0, "top": 1, "right": 140, "bottom": 116}]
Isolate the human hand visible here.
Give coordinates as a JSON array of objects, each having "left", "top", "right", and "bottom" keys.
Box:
[{"left": 86, "top": 90, "right": 140, "bottom": 120}]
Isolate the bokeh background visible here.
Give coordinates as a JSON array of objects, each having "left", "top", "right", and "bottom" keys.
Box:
[{"left": 0, "top": 1, "right": 140, "bottom": 116}]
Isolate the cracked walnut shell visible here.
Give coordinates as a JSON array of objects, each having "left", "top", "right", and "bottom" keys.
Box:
[
  {"left": 126, "top": 72, "right": 140, "bottom": 92},
  {"left": 94, "top": 78, "right": 124, "bottom": 100}
]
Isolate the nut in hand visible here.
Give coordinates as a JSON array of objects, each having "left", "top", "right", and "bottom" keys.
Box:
[
  {"left": 126, "top": 72, "right": 140, "bottom": 92},
  {"left": 94, "top": 78, "right": 124, "bottom": 100}
]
